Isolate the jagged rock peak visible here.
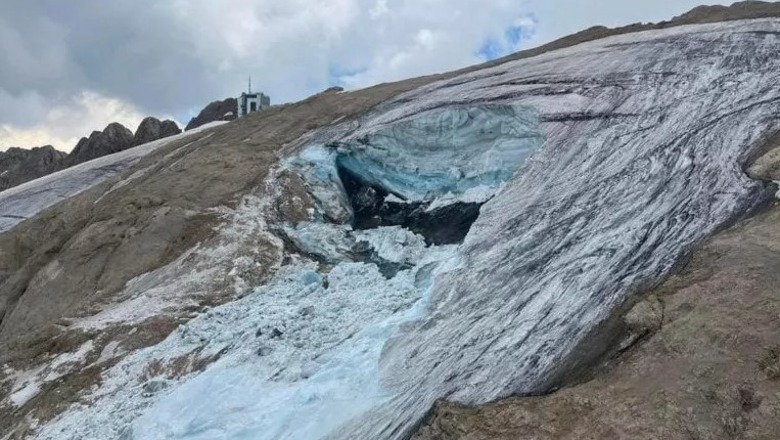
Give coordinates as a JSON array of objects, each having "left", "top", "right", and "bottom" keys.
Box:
[
  {"left": 0, "top": 145, "right": 67, "bottom": 191},
  {"left": 133, "top": 116, "right": 182, "bottom": 146},
  {"left": 185, "top": 98, "right": 237, "bottom": 131},
  {"left": 64, "top": 122, "right": 134, "bottom": 167}
]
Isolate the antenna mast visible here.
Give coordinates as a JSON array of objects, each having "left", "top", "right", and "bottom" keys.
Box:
[{"left": 248, "top": 76, "right": 252, "bottom": 94}]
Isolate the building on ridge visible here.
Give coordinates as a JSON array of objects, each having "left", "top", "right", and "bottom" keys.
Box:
[{"left": 238, "top": 77, "right": 270, "bottom": 117}]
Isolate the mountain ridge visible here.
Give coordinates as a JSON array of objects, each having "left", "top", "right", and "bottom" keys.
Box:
[{"left": 0, "top": 117, "right": 181, "bottom": 193}]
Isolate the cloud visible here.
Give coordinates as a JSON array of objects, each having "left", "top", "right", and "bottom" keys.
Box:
[
  {"left": 0, "top": 92, "right": 148, "bottom": 152},
  {"left": 477, "top": 14, "right": 538, "bottom": 61},
  {"left": 0, "top": 0, "right": 733, "bottom": 150}
]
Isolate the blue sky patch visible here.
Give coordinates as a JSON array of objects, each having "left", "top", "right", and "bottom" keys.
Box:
[
  {"left": 477, "top": 13, "right": 538, "bottom": 61},
  {"left": 328, "top": 66, "right": 369, "bottom": 87}
]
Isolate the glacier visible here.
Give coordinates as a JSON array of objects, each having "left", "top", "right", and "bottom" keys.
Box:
[
  {"left": 26, "top": 18, "right": 780, "bottom": 440},
  {"left": 32, "top": 226, "right": 462, "bottom": 440},
  {"left": 128, "top": 240, "right": 460, "bottom": 440},
  {"left": 333, "top": 18, "right": 780, "bottom": 439}
]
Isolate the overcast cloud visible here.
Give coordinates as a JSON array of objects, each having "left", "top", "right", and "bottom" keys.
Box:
[{"left": 0, "top": 0, "right": 731, "bottom": 151}]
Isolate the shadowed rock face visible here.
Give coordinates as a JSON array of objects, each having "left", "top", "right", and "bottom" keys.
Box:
[
  {"left": 185, "top": 98, "right": 237, "bottom": 131},
  {"left": 133, "top": 117, "right": 182, "bottom": 146},
  {"left": 0, "top": 146, "right": 66, "bottom": 192},
  {"left": 337, "top": 161, "right": 483, "bottom": 246},
  {"left": 63, "top": 122, "right": 135, "bottom": 168}
]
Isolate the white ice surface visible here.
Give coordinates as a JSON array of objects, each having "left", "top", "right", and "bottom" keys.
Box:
[{"left": 33, "top": 227, "right": 459, "bottom": 440}]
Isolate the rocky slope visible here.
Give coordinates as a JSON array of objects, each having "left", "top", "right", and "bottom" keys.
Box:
[
  {"left": 0, "top": 147, "right": 66, "bottom": 192},
  {"left": 184, "top": 98, "right": 237, "bottom": 131},
  {"left": 1, "top": 2, "right": 780, "bottom": 440}
]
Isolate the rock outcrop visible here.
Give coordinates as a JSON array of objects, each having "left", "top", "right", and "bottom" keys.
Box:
[
  {"left": 0, "top": 118, "right": 181, "bottom": 195},
  {"left": 0, "top": 146, "right": 66, "bottom": 191},
  {"left": 133, "top": 117, "right": 182, "bottom": 146},
  {"left": 185, "top": 98, "right": 237, "bottom": 131},
  {"left": 61, "top": 122, "right": 135, "bottom": 168}
]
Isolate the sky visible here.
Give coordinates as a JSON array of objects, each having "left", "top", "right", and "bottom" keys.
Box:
[{"left": 0, "top": 0, "right": 733, "bottom": 152}]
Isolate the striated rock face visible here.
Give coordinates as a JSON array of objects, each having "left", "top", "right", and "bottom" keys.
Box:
[
  {"left": 133, "top": 117, "right": 182, "bottom": 146},
  {"left": 0, "top": 146, "right": 66, "bottom": 192},
  {"left": 63, "top": 122, "right": 135, "bottom": 168},
  {"left": 185, "top": 98, "right": 237, "bottom": 131}
]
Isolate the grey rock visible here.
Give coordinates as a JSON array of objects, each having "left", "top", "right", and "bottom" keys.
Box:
[
  {"left": 617, "top": 295, "right": 664, "bottom": 351},
  {"left": 63, "top": 122, "right": 135, "bottom": 167},
  {"left": 0, "top": 146, "right": 66, "bottom": 192},
  {"left": 133, "top": 117, "right": 182, "bottom": 146},
  {"left": 185, "top": 98, "right": 237, "bottom": 131}
]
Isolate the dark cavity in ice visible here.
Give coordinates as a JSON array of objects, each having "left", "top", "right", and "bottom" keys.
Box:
[{"left": 335, "top": 156, "right": 482, "bottom": 246}]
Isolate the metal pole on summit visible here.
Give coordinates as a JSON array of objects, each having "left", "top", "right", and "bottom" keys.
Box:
[{"left": 248, "top": 76, "right": 252, "bottom": 94}]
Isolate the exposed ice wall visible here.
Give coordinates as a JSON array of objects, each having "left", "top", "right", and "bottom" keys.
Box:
[
  {"left": 331, "top": 18, "right": 780, "bottom": 439},
  {"left": 287, "top": 104, "right": 543, "bottom": 222},
  {"left": 335, "top": 104, "right": 542, "bottom": 201}
]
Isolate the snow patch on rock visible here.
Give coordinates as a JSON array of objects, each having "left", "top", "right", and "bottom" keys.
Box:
[{"left": 3, "top": 339, "right": 95, "bottom": 409}]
